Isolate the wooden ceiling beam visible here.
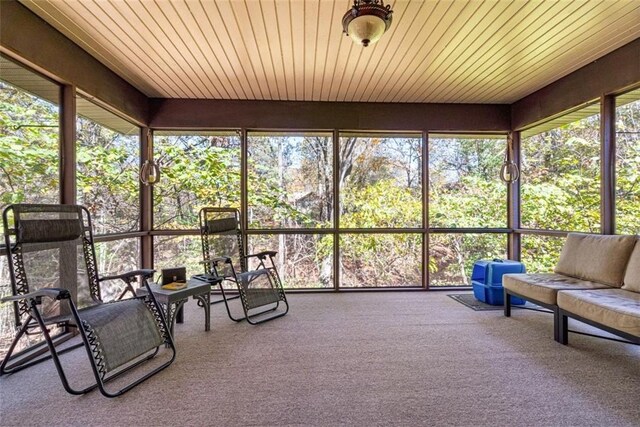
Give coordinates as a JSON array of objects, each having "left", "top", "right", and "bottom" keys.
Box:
[{"left": 149, "top": 99, "right": 510, "bottom": 132}]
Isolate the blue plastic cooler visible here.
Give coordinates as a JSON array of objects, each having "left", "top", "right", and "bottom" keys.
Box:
[{"left": 471, "top": 259, "right": 526, "bottom": 305}]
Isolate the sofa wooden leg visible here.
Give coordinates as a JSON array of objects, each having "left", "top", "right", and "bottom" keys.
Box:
[{"left": 504, "top": 289, "right": 511, "bottom": 317}]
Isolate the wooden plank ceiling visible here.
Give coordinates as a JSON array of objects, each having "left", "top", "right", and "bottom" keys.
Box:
[{"left": 20, "top": 0, "right": 640, "bottom": 104}]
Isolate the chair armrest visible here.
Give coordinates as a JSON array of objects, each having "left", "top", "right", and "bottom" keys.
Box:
[
  {"left": 200, "top": 256, "right": 232, "bottom": 265},
  {"left": 99, "top": 269, "right": 156, "bottom": 283},
  {"left": 1, "top": 288, "right": 70, "bottom": 303},
  {"left": 245, "top": 250, "right": 277, "bottom": 260},
  {"left": 191, "top": 273, "right": 224, "bottom": 284}
]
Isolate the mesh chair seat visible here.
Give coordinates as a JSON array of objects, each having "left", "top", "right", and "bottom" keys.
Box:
[
  {"left": 237, "top": 269, "right": 282, "bottom": 309},
  {"left": 78, "top": 299, "right": 164, "bottom": 373}
]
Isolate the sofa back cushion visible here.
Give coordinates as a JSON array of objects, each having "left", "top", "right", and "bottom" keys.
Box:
[
  {"left": 554, "top": 233, "right": 637, "bottom": 287},
  {"left": 622, "top": 240, "right": 640, "bottom": 293}
]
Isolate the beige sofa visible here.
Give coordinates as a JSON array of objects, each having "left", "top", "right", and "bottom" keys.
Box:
[{"left": 503, "top": 233, "right": 640, "bottom": 345}]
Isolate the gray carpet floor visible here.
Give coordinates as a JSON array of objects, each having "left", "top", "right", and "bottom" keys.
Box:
[{"left": 0, "top": 292, "right": 638, "bottom": 426}]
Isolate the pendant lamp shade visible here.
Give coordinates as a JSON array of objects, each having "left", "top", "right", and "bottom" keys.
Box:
[{"left": 342, "top": 0, "right": 393, "bottom": 47}]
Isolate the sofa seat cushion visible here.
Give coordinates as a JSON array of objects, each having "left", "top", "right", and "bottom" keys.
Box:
[
  {"left": 503, "top": 273, "right": 611, "bottom": 305},
  {"left": 554, "top": 233, "right": 637, "bottom": 287},
  {"left": 557, "top": 289, "right": 640, "bottom": 338}
]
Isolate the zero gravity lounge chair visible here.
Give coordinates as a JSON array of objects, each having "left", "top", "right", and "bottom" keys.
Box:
[
  {"left": 0, "top": 204, "right": 175, "bottom": 397},
  {"left": 198, "top": 207, "right": 289, "bottom": 325}
]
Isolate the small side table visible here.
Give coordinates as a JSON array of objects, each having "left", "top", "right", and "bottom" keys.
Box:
[{"left": 143, "top": 277, "right": 220, "bottom": 336}]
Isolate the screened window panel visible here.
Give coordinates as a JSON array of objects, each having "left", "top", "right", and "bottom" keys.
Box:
[
  {"left": 339, "top": 134, "right": 422, "bottom": 229},
  {"left": 0, "top": 76, "right": 59, "bottom": 210},
  {"left": 521, "top": 106, "right": 601, "bottom": 232},
  {"left": 429, "top": 136, "right": 506, "bottom": 228},
  {"left": 94, "top": 238, "right": 139, "bottom": 301},
  {"left": 340, "top": 233, "right": 422, "bottom": 288},
  {"left": 154, "top": 132, "right": 240, "bottom": 230},
  {"left": 248, "top": 234, "right": 334, "bottom": 289},
  {"left": 615, "top": 92, "right": 640, "bottom": 235},
  {"left": 429, "top": 233, "right": 507, "bottom": 287},
  {"left": 248, "top": 133, "right": 333, "bottom": 229},
  {"left": 76, "top": 98, "right": 139, "bottom": 234},
  {"left": 520, "top": 235, "right": 565, "bottom": 274},
  {"left": 153, "top": 235, "right": 202, "bottom": 280}
]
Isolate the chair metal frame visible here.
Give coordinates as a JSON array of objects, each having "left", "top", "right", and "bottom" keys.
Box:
[
  {"left": 0, "top": 204, "right": 176, "bottom": 397},
  {"left": 198, "top": 207, "right": 288, "bottom": 324}
]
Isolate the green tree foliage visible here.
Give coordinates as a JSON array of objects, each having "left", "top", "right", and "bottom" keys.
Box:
[
  {"left": 76, "top": 117, "right": 139, "bottom": 234},
  {"left": 154, "top": 134, "right": 241, "bottom": 229},
  {"left": 154, "top": 235, "right": 203, "bottom": 283},
  {"left": 616, "top": 100, "right": 640, "bottom": 235},
  {"left": 248, "top": 135, "right": 332, "bottom": 228},
  {"left": 0, "top": 82, "right": 58, "bottom": 209},
  {"left": 522, "top": 114, "right": 601, "bottom": 232},
  {"left": 521, "top": 235, "right": 565, "bottom": 274}
]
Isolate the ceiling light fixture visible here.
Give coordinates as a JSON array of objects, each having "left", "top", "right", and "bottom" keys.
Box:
[{"left": 342, "top": 0, "right": 393, "bottom": 47}]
